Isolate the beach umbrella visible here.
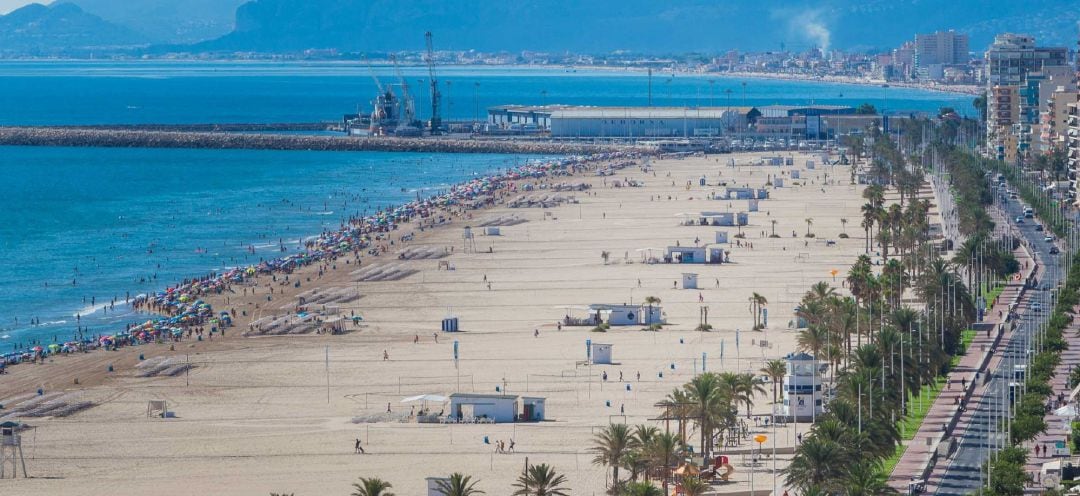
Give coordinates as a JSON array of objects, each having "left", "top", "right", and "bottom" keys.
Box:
[{"left": 31, "top": 346, "right": 43, "bottom": 352}]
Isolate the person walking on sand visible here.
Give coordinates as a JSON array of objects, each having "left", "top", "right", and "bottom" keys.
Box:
[
  {"left": 355, "top": 438, "right": 365, "bottom": 454},
  {"left": 508, "top": 439, "right": 515, "bottom": 453},
  {"left": 433, "top": 332, "right": 439, "bottom": 343}
]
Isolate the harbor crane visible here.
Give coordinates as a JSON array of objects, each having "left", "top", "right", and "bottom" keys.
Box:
[
  {"left": 424, "top": 31, "right": 442, "bottom": 134},
  {"left": 390, "top": 53, "right": 418, "bottom": 131}
]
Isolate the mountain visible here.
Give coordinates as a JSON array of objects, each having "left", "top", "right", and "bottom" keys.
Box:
[
  {"left": 70, "top": 0, "right": 246, "bottom": 44},
  {"left": 0, "top": 2, "right": 144, "bottom": 55},
  {"left": 198, "top": 0, "right": 1080, "bottom": 54}
]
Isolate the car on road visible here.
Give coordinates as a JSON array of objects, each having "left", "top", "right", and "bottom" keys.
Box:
[
  {"left": 1015, "top": 216, "right": 1024, "bottom": 223},
  {"left": 1045, "top": 235, "right": 1054, "bottom": 243},
  {"left": 1050, "top": 246, "right": 1060, "bottom": 254},
  {"left": 1032, "top": 302, "right": 1043, "bottom": 312},
  {"left": 1035, "top": 224, "right": 1044, "bottom": 231}
]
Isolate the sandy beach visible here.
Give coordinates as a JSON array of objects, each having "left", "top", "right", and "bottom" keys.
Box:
[{"left": 1, "top": 151, "right": 892, "bottom": 495}]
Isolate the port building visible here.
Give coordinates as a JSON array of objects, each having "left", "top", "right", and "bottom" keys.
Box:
[{"left": 487, "top": 105, "right": 760, "bottom": 138}]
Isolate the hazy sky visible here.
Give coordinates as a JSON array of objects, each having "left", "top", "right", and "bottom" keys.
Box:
[{"left": 0, "top": 0, "right": 37, "bottom": 14}]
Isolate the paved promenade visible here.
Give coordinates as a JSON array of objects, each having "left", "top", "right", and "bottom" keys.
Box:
[{"left": 887, "top": 246, "right": 1033, "bottom": 493}]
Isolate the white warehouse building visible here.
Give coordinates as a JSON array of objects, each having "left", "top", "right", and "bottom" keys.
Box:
[{"left": 487, "top": 105, "right": 759, "bottom": 138}]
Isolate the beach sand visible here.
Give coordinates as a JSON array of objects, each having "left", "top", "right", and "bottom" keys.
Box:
[{"left": 1, "top": 151, "right": 880, "bottom": 495}]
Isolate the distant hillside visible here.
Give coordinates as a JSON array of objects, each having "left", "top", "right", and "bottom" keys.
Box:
[
  {"left": 198, "top": 0, "right": 1080, "bottom": 54},
  {"left": 71, "top": 0, "right": 245, "bottom": 44},
  {"left": 0, "top": 2, "right": 144, "bottom": 55}
]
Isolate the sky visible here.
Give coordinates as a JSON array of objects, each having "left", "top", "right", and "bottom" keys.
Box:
[{"left": 0, "top": 0, "right": 37, "bottom": 14}]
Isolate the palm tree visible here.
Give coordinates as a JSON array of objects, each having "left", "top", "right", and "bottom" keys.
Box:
[
  {"left": 682, "top": 372, "right": 731, "bottom": 460},
  {"left": 642, "top": 296, "right": 661, "bottom": 326},
  {"left": 840, "top": 217, "right": 848, "bottom": 235},
  {"left": 656, "top": 389, "right": 692, "bottom": 443},
  {"left": 843, "top": 461, "right": 898, "bottom": 495},
  {"left": 748, "top": 292, "right": 767, "bottom": 328},
  {"left": 591, "top": 423, "right": 635, "bottom": 491},
  {"left": 436, "top": 473, "right": 484, "bottom": 496},
  {"left": 620, "top": 450, "right": 649, "bottom": 484},
  {"left": 784, "top": 436, "right": 848, "bottom": 492},
  {"left": 770, "top": 219, "right": 778, "bottom": 237},
  {"left": 620, "top": 482, "right": 663, "bottom": 496},
  {"left": 512, "top": 463, "right": 570, "bottom": 496},
  {"left": 805, "top": 217, "right": 814, "bottom": 237},
  {"left": 761, "top": 359, "right": 787, "bottom": 404},
  {"left": 601, "top": 251, "right": 611, "bottom": 265},
  {"left": 643, "top": 431, "right": 684, "bottom": 494},
  {"left": 351, "top": 478, "right": 395, "bottom": 496},
  {"left": 679, "top": 476, "right": 708, "bottom": 496},
  {"left": 797, "top": 325, "right": 829, "bottom": 361}
]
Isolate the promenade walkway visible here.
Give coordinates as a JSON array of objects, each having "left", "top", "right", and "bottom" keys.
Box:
[{"left": 887, "top": 245, "right": 1033, "bottom": 493}]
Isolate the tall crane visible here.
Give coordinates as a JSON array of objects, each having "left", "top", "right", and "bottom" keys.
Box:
[
  {"left": 424, "top": 31, "right": 442, "bottom": 134},
  {"left": 390, "top": 53, "right": 416, "bottom": 128}
]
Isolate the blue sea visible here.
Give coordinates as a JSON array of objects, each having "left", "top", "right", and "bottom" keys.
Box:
[{"left": 0, "top": 62, "right": 972, "bottom": 349}]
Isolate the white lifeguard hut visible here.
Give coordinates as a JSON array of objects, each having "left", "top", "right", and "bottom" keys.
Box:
[
  {"left": 773, "top": 178, "right": 785, "bottom": 188},
  {"left": 715, "top": 231, "right": 729, "bottom": 244},
  {"left": 748, "top": 199, "right": 759, "bottom": 212},
  {"left": 590, "top": 343, "right": 613, "bottom": 364},
  {"left": 0, "top": 421, "right": 28, "bottom": 478},
  {"left": 782, "top": 352, "right": 825, "bottom": 422},
  {"left": 682, "top": 273, "right": 698, "bottom": 289},
  {"left": 790, "top": 170, "right": 801, "bottom": 179}
]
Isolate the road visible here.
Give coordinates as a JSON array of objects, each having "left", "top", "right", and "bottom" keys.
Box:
[{"left": 934, "top": 187, "right": 1065, "bottom": 495}]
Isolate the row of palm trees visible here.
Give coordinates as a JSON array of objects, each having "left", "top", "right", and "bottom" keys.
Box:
[
  {"left": 591, "top": 371, "right": 765, "bottom": 494},
  {"left": 349, "top": 466, "right": 568, "bottom": 496},
  {"left": 786, "top": 122, "right": 983, "bottom": 493}
]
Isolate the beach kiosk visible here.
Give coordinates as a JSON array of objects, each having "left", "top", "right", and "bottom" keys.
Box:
[
  {"left": 590, "top": 343, "right": 613, "bottom": 364},
  {"left": 449, "top": 393, "right": 519, "bottom": 423},
  {"left": 682, "top": 273, "right": 699, "bottom": 289},
  {"left": 587, "top": 304, "right": 664, "bottom": 326},
  {"left": 715, "top": 231, "right": 729, "bottom": 244},
  {"left": 782, "top": 352, "right": 825, "bottom": 422},
  {"left": 748, "top": 199, "right": 759, "bottom": 212},
  {"left": 773, "top": 178, "right": 785, "bottom": 188}
]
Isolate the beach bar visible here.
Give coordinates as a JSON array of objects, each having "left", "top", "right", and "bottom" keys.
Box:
[
  {"left": 447, "top": 393, "right": 546, "bottom": 423},
  {"left": 586, "top": 304, "right": 664, "bottom": 326}
]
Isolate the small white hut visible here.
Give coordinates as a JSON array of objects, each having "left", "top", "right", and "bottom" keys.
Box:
[
  {"left": 682, "top": 273, "right": 698, "bottom": 289},
  {"left": 590, "top": 343, "right": 613, "bottom": 364}
]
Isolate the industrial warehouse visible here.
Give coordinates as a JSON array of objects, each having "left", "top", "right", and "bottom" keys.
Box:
[{"left": 483, "top": 104, "right": 896, "bottom": 139}]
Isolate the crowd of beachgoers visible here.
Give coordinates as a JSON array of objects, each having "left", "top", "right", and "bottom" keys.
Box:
[{"left": 0, "top": 151, "right": 642, "bottom": 374}]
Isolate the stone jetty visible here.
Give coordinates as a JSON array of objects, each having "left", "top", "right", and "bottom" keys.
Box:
[{"left": 0, "top": 127, "right": 631, "bottom": 155}]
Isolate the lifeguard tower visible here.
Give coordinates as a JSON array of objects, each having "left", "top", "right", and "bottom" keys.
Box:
[
  {"left": 782, "top": 352, "right": 824, "bottom": 422},
  {"left": 462, "top": 226, "right": 476, "bottom": 253},
  {"left": 0, "top": 421, "right": 28, "bottom": 478}
]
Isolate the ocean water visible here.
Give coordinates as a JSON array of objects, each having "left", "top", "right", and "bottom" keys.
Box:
[
  {"left": 0, "top": 62, "right": 969, "bottom": 349},
  {"left": 0, "top": 61, "right": 976, "bottom": 125},
  {"left": 0, "top": 146, "right": 544, "bottom": 349}
]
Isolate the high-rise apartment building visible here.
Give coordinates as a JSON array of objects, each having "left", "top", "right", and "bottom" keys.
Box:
[
  {"left": 915, "top": 30, "right": 969, "bottom": 67},
  {"left": 984, "top": 33, "right": 1069, "bottom": 160}
]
